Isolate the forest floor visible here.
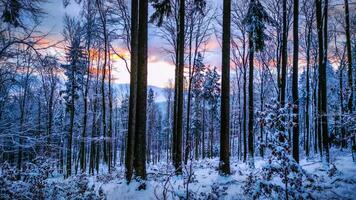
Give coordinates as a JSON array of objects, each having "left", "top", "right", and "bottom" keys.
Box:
[{"left": 95, "top": 151, "right": 356, "bottom": 200}]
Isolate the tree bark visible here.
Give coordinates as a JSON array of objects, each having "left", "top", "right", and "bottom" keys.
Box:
[
  {"left": 248, "top": 35, "right": 254, "bottom": 168},
  {"left": 292, "top": 0, "right": 299, "bottom": 163},
  {"left": 280, "top": 0, "right": 288, "bottom": 106},
  {"left": 80, "top": 3, "right": 92, "bottom": 172},
  {"left": 260, "top": 67, "right": 264, "bottom": 158},
  {"left": 66, "top": 69, "right": 76, "bottom": 178},
  {"left": 305, "top": 18, "right": 312, "bottom": 157},
  {"left": 125, "top": 0, "right": 138, "bottom": 182},
  {"left": 219, "top": 0, "right": 231, "bottom": 175},
  {"left": 173, "top": 0, "right": 185, "bottom": 175},
  {"left": 344, "top": 0, "right": 353, "bottom": 113},
  {"left": 184, "top": 14, "right": 194, "bottom": 164},
  {"left": 134, "top": 0, "right": 148, "bottom": 180},
  {"left": 316, "top": 0, "right": 329, "bottom": 164},
  {"left": 89, "top": 53, "right": 101, "bottom": 175},
  {"left": 243, "top": 56, "right": 247, "bottom": 162}
]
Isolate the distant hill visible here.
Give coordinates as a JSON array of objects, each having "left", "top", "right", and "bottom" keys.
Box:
[{"left": 113, "top": 83, "right": 168, "bottom": 103}]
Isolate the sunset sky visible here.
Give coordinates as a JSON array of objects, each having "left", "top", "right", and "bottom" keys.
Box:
[
  {"left": 40, "top": 0, "right": 222, "bottom": 88},
  {"left": 39, "top": 0, "right": 353, "bottom": 88}
]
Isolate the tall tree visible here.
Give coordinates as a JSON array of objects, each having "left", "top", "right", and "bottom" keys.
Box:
[
  {"left": 203, "top": 67, "right": 221, "bottom": 158},
  {"left": 125, "top": 0, "right": 138, "bottom": 183},
  {"left": 190, "top": 53, "right": 206, "bottom": 160},
  {"left": 80, "top": 0, "right": 94, "bottom": 174},
  {"left": 315, "top": 0, "right": 329, "bottom": 164},
  {"left": 280, "top": 0, "right": 288, "bottom": 105},
  {"left": 301, "top": 0, "right": 314, "bottom": 158},
  {"left": 174, "top": 0, "right": 185, "bottom": 174},
  {"left": 244, "top": 0, "right": 270, "bottom": 168},
  {"left": 96, "top": 0, "right": 109, "bottom": 167},
  {"left": 184, "top": 1, "right": 213, "bottom": 164},
  {"left": 134, "top": 0, "right": 148, "bottom": 181},
  {"left": 344, "top": 0, "right": 353, "bottom": 113},
  {"left": 219, "top": 0, "right": 231, "bottom": 175},
  {"left": 62, "top": 16, "right": 86, "bottom": 177},
  {"left": 292, "top": 0, "right": 300, "bottom": 163},
  {"left": 150, "top": 0, "right": 206, "bottom": 174}
]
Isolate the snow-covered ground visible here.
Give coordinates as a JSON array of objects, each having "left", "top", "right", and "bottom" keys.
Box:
[
  {"left": 98, "top": 153, "right": 356, "bottom": 200},
  {"left": 2, "top": 151, "right": 355, "bottom": 199}
]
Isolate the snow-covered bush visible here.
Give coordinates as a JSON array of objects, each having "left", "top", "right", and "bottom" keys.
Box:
[
  {"left": 0, "top": 160, "right": 102, "bottom": 200},
  {"left": 47, "top": 174, "right": 101, "bottom": 200},
  {"left": 243, "top": 100, "right": 315, "bottom": 199},
  {"left": 0, "top": 162, "right": 27, "bottom": 200},
  {"left": 0, "top": 157, "right": 55, "bottom": 200},
  {"left": 154, "top": 161, "right": 198, "bottom": 200},
  {"left": 342, "top": 113, "right": 356, "bottom": 160}
]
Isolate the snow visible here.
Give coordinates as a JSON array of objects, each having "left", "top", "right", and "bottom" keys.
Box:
[
  {"left": 1, "top": 152, "right": 354, "bottom": 199},
  {"left": 97, "top": 153, "right": 356, "bottom": 200}
]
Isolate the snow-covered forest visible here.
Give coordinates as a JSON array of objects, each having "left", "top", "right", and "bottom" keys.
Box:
[{"left": 0, "top": 0, "right": 355, "bottom": 199}]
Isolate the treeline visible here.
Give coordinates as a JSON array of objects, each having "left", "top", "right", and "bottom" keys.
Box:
[{"left": 0, "top": 0, "right": 355, "bottom": 186}]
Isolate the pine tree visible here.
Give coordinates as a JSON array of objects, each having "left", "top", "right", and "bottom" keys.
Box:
[
  {"left": 243, "top": 0, "right": 271, "bottom": 168},
  {"left": 147, "top": 88, "right": 155, "bottom": 163},
  {"left": 62, "top": 16, "right": 86, "bottom": 178},
  {"left": 244, "top": 100, "right": 314, "bottom": 199},
  {"left": 191, "top": 53, "right": 206, "bottom": 160},
  {"left": 203, "top": 67, "right": 221, "bottom": 158}
]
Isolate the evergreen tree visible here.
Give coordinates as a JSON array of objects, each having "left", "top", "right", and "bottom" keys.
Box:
[
  {"left": 243, "top": 0, "right": 271, "bottom": 168},
  {"left": 62, "top": 16, "right": 86, "bottom": 178},
  {"left": 203, "top": 67, "right": 221, "bottom": 158},
  {"left": 244, "top": 100, "right": 314, "bottom": 199},
  {"left": 191, "top": 53, "right": 206, "bottom": 160}
]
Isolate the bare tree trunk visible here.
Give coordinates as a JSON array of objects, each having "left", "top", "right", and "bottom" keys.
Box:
[
  {"left": 134, "top": 0, "right": 148, "bottom": 180},
  {"left": 80, "top": 5, "right": 92, "bottom": 172},
  {"left": 259, "top": 67, "right": 264, "bottom": 158},
  {"left": 292, "top": 0, "right": 300, "bottom": 163},
  {"left": 243, "top": 58, "right": 247, "bottom": 162},
  {"left": 210, "top": 110, "right": 214, "bottom": 158},
  {"left": 280, "top": 0, "right": 288, "bottom": 106},
  {"left": 184, "top": 14, "right": 194, "bottom": 164},
  {"left": 89, "top": 54, "right": 101, "bottom": 175},
  {"left": 339, "top": 64, "right": 346, "bottom": 148},
  {"left": 66, "top": 71, "right": 76, "bottom": 178},
  {"left": 108, "top": 52, "right": 113, "bottom": 173},
  {"left": 96, "top": 0, "right": 108, "bottom": 165},
  {"left": 316, "top": 0, "right": 329, "bottom": 164},
  {"left": 313, "top": 62, "right": 318, "bottom": 154},
  {"left": 173, "top": 0, "right": 185, "bottom": 175},
  {"left": 344, "top": 0, "right": 353, "bottom": 113},
  {"left": 248, "top": 35, "right": 254, "bottom": 168},
  {"left": 202, "top": 100, "right": 206, "bottom": 159},
  {"left": 305, "top": 19, "right": 312, "bottom": 157},
  {"left": 238, "top": 80, "right": 242, "bottom": 160},
  {"left": 125, "top": 0, "right": 138, "bottom": 183},
  {"left": 17, "top": 67, "right": 30, "bottom": 172},
  {"left": 219, "top": 0, "right": 231, "bottom": 175},
  {"left": 46, "top": 77, "right": 55, "bottom": 154},
  {"left": 344, "top": 0, "right": 355, "bottom": 159}
]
